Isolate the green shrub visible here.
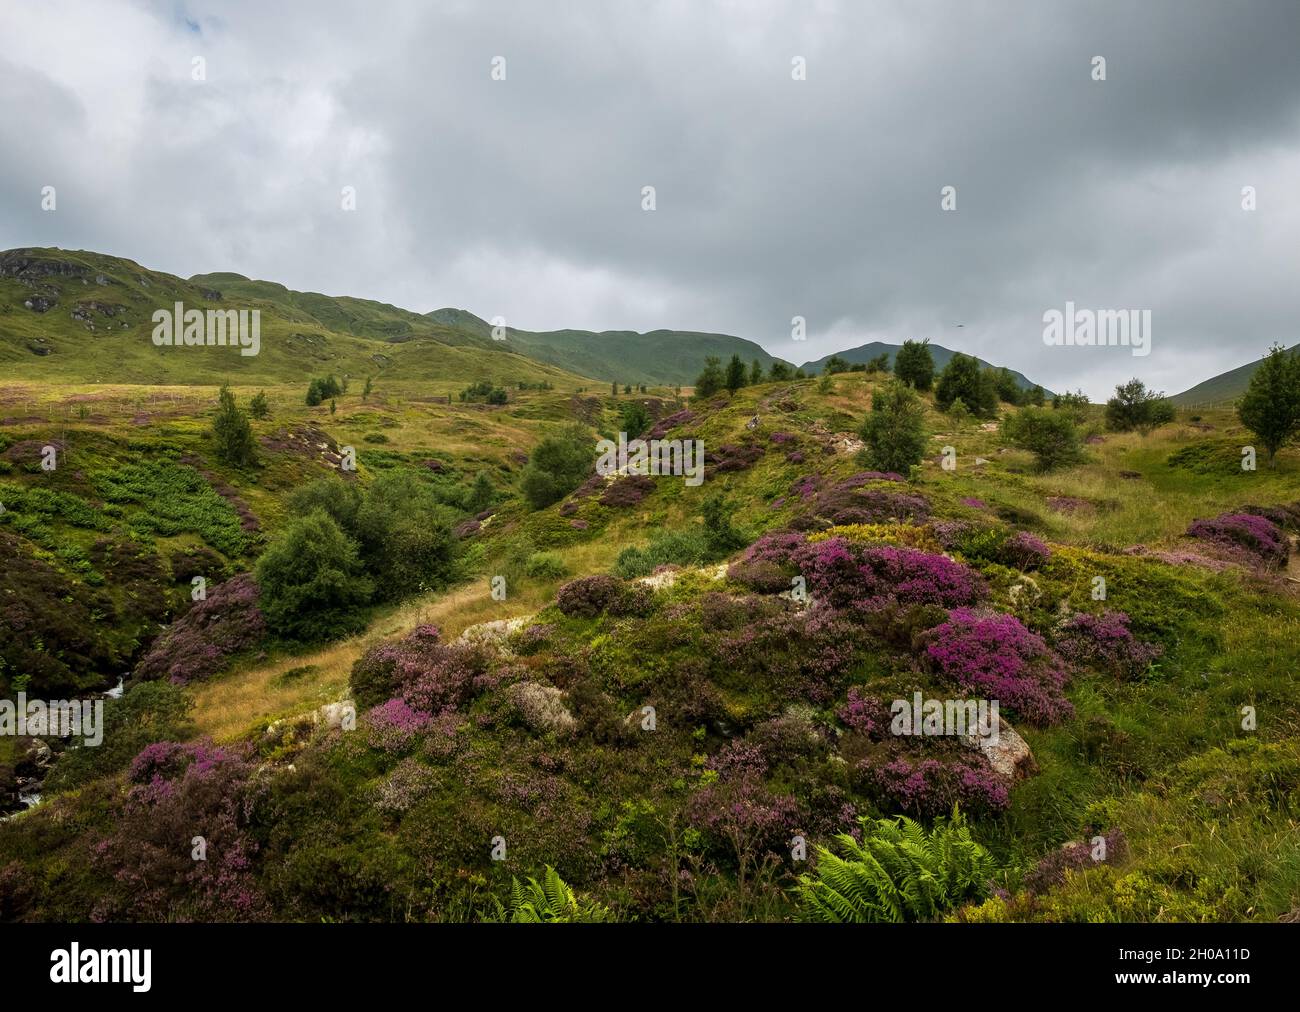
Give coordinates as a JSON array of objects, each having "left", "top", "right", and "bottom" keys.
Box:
[
  {"left": 1003, "top": 406, "right": 1084, "bottom": 471},
  {"left": 520, "top": 425, "right": 593, "bottom": 510},
  {"left": 860, "top": 379, "right": 927, "bottom": 476},
  {"left": 525, "top": 551, "right": 569, "bottom": 580},
  {"left": 255, "top": 510, "right": 373, "bottom": 641}
]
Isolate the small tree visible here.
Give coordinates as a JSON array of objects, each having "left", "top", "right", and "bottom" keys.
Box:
[
  {"left": 249, "top": 390, "right": 270, "bottom": 420},
  {"left": 362, "top": 376, "right": 373, "bottom": 402},
  {"left": 702, "top": 494, "right": 748, "bottom": 553},
  {"left": 620, "top": 399, "right": 651, "bottom": 437},
  {"left": 991, "top": 367, "right": 1023, "bottom": 406},
  {"left": 694, "top": 356, "right": 725, "bottom": 398},
  {"left": 1105, "top": 378, "right": 1173, "bottom": 434},
  {"left": 768, "top": 361, "right": 793, "bottom": 381},
  {"left": 865, "top": 353, "right": 891, "bottom": 375},
  {"left": 725, "top": 354, "right": 747, "bottom": 394},
  {"left": 468, "top": 472, "right": 495, "bottom": 513},
  {"left": 822, "top": 354, "right": 850, "bottom": 375},
  {"left": 612, "top": 381, "right": 619, "bottom": 397},
  {"left": 1237, "top": 344, "right": 1300, "bottom": 464},
  {"left": 894, "top": 339, "right": 934, "bottom": 391},
  {"left": 750, "top": 359, "right": 764, "bottom": 385},
  {"left": 521, "top": 425, "right": 594, "bottom": 510},
  {"left": 1003, "top": 406, "right": 1084, "bottom": 471},
  {"left": 329, "top": 398, "right": 337, "bottom": 415},
  {"left": 255, "top": 510, "right": 373, "bottom": 641},
  {"left": 860, "top": 379, "right": 928, "bottom": 476},
  {"left": 947, "top": 397, "right": 972, "bottom": 427},
  {"left": 212, "top": 384, "right": 257, "bottom": 467}
]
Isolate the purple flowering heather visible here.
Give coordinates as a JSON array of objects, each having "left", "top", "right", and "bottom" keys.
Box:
[
  {"left": 923, "top": 608, "right": 1073, "bottom": 725},
  {"left": 1186, "top": 512, "right": 1288, "bottom": 567},
  {"left": 133, "top": 574, "right": 266, "bottom": 685},
  {"left": 862, "top": 754, "right": 1010, "bottom": 817},
  {"left": 1002, "top": 530, "right": 1051, "bottom": 570},
  {"left": 1056, "top": 611, "right": 1162, "bottom": 679},
  {"left": 366, "top": 697, "right": 433, "bottom": 753},
  {"left": 961, "top": 497, "right": 988, "bottom": 509},
  {"left": 796, "top": 539, "right": 986, "bottom": 610}
]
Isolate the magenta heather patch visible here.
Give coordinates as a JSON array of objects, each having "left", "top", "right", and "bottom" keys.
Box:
[
  {"left": 366, "top": 697, "right": 433, "bottom": 753},
  {"left": 861, "top": 753, "right": 1010, "bottom": 818},
  {"left": 1186, "top": 512, "right": 1288, "bottom": 567},
  {"left": 923, "top": 609, "right": 1073, "bottom": 725},
  {"left": 1056, "top": 611, "right": 1162, "bottom": 679},
  {"left": 1003, "top": 531, "right": 1051, "bottom": 570},
  {"left": 133, "top": 574, "right": 265, "bottom": 685}
]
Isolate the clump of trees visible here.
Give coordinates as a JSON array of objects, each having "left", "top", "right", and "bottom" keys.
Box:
[
  {"left": 521, "top": 424, "right": 595, "bottom": 509},
  {"left": 256, "top": 473, "right": 462, "bottom": 641},
  {"left": 860, "top": 379, "right": 928, "bottom": 476},
  {"left": 1237, "top": 344, "right": 1300, "bottom": 464},
  {"left": 1104, "top": 379, "right": 1174, "bottom": 433},
  {"left": 935, "top": 354, "right": 998, "bottom": 418},
  {"left": 305, "top": 374, "right": 343, "bottom": 406},
  {"left": 460, "top": 379, "right": 508, "bottom": 404}
]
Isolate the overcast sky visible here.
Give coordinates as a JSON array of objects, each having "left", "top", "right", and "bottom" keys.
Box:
[{"left": 3, "top": 0, "right": 1299, "bottom": 397}]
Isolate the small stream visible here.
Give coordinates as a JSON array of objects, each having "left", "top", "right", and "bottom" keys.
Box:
[{"left": 1, "top": 677, "right": 125, "bottom": 820}]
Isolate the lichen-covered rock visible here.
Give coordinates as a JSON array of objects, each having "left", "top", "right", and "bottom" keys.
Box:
[{"left": 509, "top": 681, "right": 576, "bottom": 733}]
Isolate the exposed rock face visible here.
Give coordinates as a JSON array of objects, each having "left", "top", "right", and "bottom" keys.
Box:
[
  {"left": 508, "top": 681, "right": 576, "bottom": 733},
  {"left": 456, "top": 616, "right": 536, "bottom": 654},
  {"left": 22, "top": 296, "right": 56, "bottom": 313},
  {"left": 964, "top": 716, "right": 1036, "bottom": 781}
]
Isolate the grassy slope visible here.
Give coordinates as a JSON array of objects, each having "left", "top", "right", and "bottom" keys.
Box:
[
  {"left": 1171, "top": 343, "right": 1300, "bottom": 407},
  {"left": 3, "top": 327, "right": 1300, "bottom": 921},
  {"left": 0, "top": 248, "right": 594, "bottom": 390}
]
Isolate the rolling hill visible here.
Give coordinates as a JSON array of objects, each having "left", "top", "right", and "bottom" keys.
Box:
[
  {"left": 0, "top": 249, "right": 592, "bottom": 390},
  {"left": 801, "top": 341, "right": 1052, "bottom": 395},
  {"left": 1171, "top": 343, "right": 1300, "bottom": 406},
  {"left": 425, "top": 308, "right": 794, "bottom": 386}
]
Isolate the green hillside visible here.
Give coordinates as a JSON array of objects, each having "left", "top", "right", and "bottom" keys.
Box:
[
  {"left": 0, "top": 249, "right": 592, "bottom": 390},
  {"left": 1171, "top": 344, "right": 1300, "bottom": 407},
  {"left": 801, "top": 341, "right": 1051, "bottom": 395},
  {"left": 426, "top": 307, "right": 795, "bottom": 386}
]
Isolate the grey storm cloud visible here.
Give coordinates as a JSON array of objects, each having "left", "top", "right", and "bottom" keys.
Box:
[{"left": 2, "top": 0, "right": 1299, "bottom": 398}]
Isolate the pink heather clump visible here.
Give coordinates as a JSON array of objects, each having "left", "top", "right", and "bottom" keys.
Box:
[
  {"left": 367, "top": 697, "right": 433, "bottom": 752},
  {"left": 791, "top": 475, "right": 821, "bottom": 501},
  {"left": 841, "top": 470, "right": 905, "bottom": 485},
  {"left": 770, "top": 431, "right": 795, "bottom": 444},
  {"left": 1056, "top": 611, "right": 1162, "bottom": 679},
  {"left": 785, "top": 451, "right": 805, "bottom": 464},
  {"left": 961, "top": 497, "right": 987, "bottom": 509},
  {"left": 863, "top": 755, "right": 1009, "bottom": 818},
  {"left": 924, "top": 608, "right": 1073, "bottom": 725},
  {"left": 1003, "top": 530, "right": 1051, "bottom": 570},
  {"left": 1186, "top": 512, "right": 1288, "bottom": 566},
  {"left": 837, "top": 686, "right": 890, "bottom": 737},
  {"left": 797, "top": 539, "right": 985, "bottom": 610},
  {"left": 133, "top": 574, "right": 266, "bottom": 685}
]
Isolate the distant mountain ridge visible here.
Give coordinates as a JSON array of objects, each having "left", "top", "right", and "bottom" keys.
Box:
[
  {"left": 801, "top": 341, "right": 1051, "bottom": 395},
  {"left": 2, "top": 247, "right": 1057, "bottom": 393},
  {"left": 424, "top": 308, "right": 790, "bottom": 387}
]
